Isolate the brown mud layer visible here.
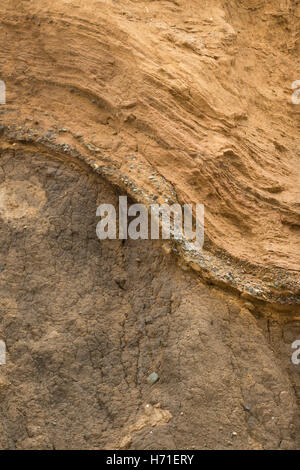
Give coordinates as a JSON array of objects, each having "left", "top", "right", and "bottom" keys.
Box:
[{"left": 0, "top": 0, "right": 299, "bottom": 450}]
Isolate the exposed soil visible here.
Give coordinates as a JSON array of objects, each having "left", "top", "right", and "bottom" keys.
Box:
[{"left": 0, "top": 0, "right": 299, "bottom": 450}]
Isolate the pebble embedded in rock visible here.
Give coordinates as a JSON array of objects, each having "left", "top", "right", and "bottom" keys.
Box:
[{"left": 147, "top": 372, "right": 159, "bottom": 385}]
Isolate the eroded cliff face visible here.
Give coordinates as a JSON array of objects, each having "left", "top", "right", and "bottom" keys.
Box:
[{"left": 0, "top": 0, "right": 299, "bottom": 450}]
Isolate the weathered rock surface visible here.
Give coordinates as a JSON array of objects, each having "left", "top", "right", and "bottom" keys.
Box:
[
  {"left": 0, "top": 149, "right": 298, "bottom": 450},
  {"left": 0, "top": 0, "right": 299, "bottom": 450}
]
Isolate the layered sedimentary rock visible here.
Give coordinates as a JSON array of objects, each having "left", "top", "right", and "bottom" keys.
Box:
[{"left": 0, "top": 0, "right": 299, "bottom": 449}]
